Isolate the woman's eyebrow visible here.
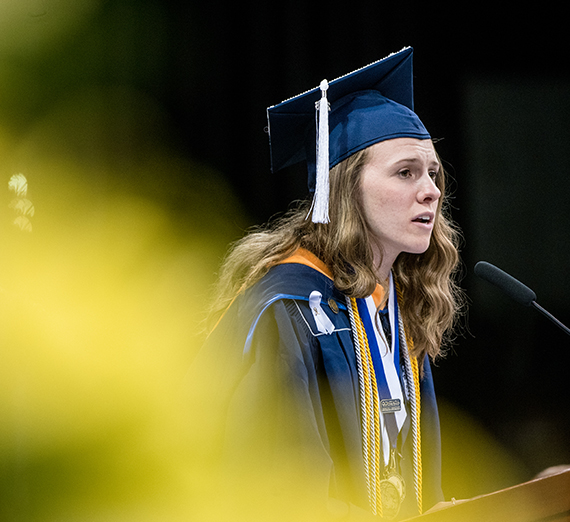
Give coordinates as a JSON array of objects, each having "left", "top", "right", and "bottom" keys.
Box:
[{"left": 392, "top": 158, "right": 440, "bottom": 168}]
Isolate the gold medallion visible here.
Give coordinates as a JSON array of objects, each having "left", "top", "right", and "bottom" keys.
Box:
[
  {"left": 379, "top": 456, "right": 406, "bottom": 520},
  {"left": 386, "top": 469, "right": 406, "bottom": 500},
  {"left": 379, "top": 478, "right": 401, "bottom": 520}
]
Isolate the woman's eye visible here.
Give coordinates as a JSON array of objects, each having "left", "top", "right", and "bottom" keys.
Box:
[
  {"left": 429, "top": 170, "right": 438, "bottom": 179},
  {"left": 398, "top": 169, "right": 411, "bottom": 178}
]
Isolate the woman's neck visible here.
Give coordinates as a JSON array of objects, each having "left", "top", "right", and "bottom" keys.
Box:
[{"left": 373, "top": 248, "right": 396, "bottom": 283}]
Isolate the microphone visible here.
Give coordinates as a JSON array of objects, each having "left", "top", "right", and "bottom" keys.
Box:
[
  {"left": 474, "top": 261, "right": 570, "bottom": 337},
  {"left": 474, "top": 261, "right": 536, "bottom": 306}
]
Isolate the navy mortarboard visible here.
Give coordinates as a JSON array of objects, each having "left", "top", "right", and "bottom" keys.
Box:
[{"left": 266, "top": 47, "right": 431, "bottom": 223}]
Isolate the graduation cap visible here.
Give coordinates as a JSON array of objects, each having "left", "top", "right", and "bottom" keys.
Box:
[{"left": 266, "top": 47, "right": 430, "bottom": 223}]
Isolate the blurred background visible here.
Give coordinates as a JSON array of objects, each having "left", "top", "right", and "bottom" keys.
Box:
[{"left": 0, "top": 1, "right": 569, "bottom": 520}]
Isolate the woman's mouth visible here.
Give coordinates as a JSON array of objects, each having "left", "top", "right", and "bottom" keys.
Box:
[{"left": 412, "top": 213, "right": 434, "bottom": 225}]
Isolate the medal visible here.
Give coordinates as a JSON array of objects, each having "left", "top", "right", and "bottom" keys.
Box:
[
  {"left": 379, "top": 450, "right": 406, "bottom": 520},
  {"left": 385, "top": 469, "right": 406, "bottom": 500},
  {"left": 379, "top": 478, "right": 401, "bottom": 520}
]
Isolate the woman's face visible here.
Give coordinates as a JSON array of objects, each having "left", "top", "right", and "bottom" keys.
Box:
[{"left": 359, "top": 137, "right": 441, "bottom": 277}]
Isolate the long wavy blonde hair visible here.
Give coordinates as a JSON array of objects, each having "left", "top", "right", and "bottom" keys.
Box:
[{"left": 209, "top": 143, "right": 464, "bottom": 361}]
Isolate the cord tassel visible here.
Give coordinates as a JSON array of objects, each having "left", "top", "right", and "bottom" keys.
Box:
[{"left": 311, "top": 79, "right": 330, "bottom": 224}]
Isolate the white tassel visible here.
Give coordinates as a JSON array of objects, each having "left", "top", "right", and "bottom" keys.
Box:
[{"left": 311, "top": 79, "right": 330, "bottom": 224}]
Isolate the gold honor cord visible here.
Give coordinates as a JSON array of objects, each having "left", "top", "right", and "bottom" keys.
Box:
[
  {"left": 348, "top": 296, "right": 383, "bottom": 516},
  {"left": 347, "top": 290, "right": 423, "bottom": 518}
]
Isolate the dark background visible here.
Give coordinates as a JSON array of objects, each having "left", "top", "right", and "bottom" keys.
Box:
[
  {"left": 165, "top": 2, "right": 570, "bottom": 493},
  {"left": 3, "top": 0, "right": 569, "bottom": 504}
]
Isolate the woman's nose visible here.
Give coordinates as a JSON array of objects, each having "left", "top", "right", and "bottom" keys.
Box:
[{"left": 418, "top": 174, "right": 441, "bottom": 203}]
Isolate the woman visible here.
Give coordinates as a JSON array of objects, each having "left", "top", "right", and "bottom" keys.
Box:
[{"left": 197, "top": 48, "right": 463, "bottom": 521}]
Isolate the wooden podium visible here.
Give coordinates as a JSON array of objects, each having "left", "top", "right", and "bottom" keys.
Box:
[{"left": 403, "top": 469, "right": 570, "bottom": 522}]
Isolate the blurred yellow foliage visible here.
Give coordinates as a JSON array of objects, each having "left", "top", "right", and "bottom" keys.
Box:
[{"left": 0, "top": 108, "right": 248, "bottom": 521}]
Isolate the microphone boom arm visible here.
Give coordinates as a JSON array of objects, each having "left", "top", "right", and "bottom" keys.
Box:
[{"left": 531, "top": 301, "right": 570, "bottom": 337}]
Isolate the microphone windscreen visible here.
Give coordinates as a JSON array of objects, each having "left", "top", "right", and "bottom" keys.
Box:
[{"left": 474, "top": 261, "right": 537, "bottom": 306}]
